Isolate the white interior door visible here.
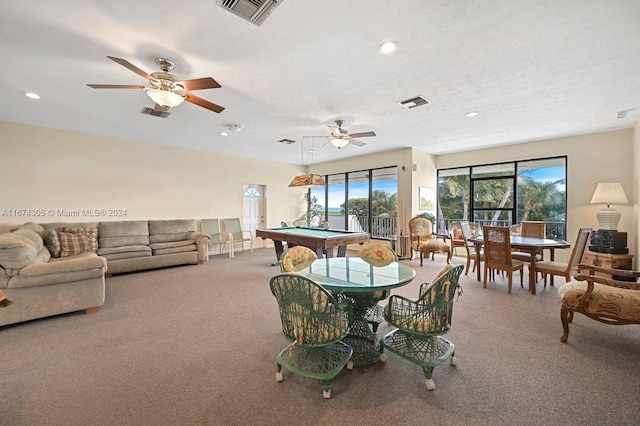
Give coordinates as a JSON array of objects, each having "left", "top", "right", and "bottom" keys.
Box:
[{"left": 244, "top": 184, "right": 265, "bottom": 248}]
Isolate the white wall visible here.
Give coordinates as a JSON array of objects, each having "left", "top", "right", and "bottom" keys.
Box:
[
  {"left": 0, "top": 121, "right": 302, "bottom": 231},
  {"left": 633, "top": 118, "right": 639, "bottom": 266},
  {"left": 436, "top": 129, "right": 636, "bottom": 265}
]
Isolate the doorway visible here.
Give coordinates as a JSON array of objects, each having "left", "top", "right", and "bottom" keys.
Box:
[{"left": 244, "top": 184, "right": 265, "bottom": 249}]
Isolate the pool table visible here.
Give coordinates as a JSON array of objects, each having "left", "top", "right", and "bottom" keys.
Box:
[{"left": 256, "top": 227, "right": 370, "bottom": 263}]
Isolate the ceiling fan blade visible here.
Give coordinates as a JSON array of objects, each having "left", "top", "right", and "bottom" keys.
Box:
[
  {"left": 184, "top": 93, "right": 225, "bottom": 113},
  {"left": 181, "top": 77, "right": 221, "bottom": 91},
  {"left": 349, "top": 139, "right": 367, "bottom": 147},
  {"left": 107, "top": 56, "right": 153, "bottom": 81},
  {"left": 86, "top": 84, "right": 146, "bottom": 89},
  {"left": 349, "top": 131, "right": 376, "bottom": 138}
]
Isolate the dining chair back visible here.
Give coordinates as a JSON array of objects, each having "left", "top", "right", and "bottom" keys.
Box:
[
  {"left": 512, "top": 221, "right": 547, "bottom": 275},
  {"left": 449, "top": 221, "right": 465, "bottom": 256},
  {"left": 460, "top": 222, "right": 483, "bottom": 275},
  {"left": 279, "top": 245, "right": 318, "bottom": 272},
  {"left": 521, "top": 221, "right": 546, "bottom": 239},
  {"left": 483, "top": 226, "right": 524, "bottom": 293},
  {"left": 534, "top": 228, "right": 592, "bottom": 285},
  {"left": 222, "top": 218, "right": 253, "bottom": 257},
  {"left": 201, "top": 218, "right": 231, "bottom": 258},
  {"left": 270, "top": 273, "right": 353, "bottom": 399}
]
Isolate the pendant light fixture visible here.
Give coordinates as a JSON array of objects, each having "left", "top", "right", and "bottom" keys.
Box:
[{"left": 288, "top": 140, "right": 326, "bottom": 188}]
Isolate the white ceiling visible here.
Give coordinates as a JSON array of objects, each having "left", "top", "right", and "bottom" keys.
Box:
[{"left": 2, "top": 0, "right": 639, "bottom": 166}]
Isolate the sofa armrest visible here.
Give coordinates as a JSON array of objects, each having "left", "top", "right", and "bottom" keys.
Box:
[{"left": 188, "top": 232, "right": 211, "bottom": 262}]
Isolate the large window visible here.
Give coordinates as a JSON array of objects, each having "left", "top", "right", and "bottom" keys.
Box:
[
  {"left": 310, "top": 166, "right": 398, "bottom": 239},
  {"left": 438, "top": 156, "right": 567, "bottom": 239}
]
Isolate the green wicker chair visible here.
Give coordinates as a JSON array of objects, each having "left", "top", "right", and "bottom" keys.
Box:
[
  {"left": 380, "top": 264, "right": 464, "bottom": 392},
  {"left": 279, "top": 245, "right": 318, "bottom": 273},
  {"left": 357, "top": 243, "right": 398, "bottom": 333},
  {"left": 270, "top": 274, "right": 354, "bottom": 399}
]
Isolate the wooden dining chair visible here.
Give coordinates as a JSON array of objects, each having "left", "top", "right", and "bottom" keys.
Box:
[
  {"left": 511, "top": 221, "right": 546, "bottom": 280},
  {"left": 460, "top": 222, "right": 484, "bottom": 276},
  {"left": 483, "top": 226, "right": 524, "bottom": 294},
  {"left": 534, "top": 228, "right": 592, "bottom": 287}
]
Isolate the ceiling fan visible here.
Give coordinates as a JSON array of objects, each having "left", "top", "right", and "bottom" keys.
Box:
[
  {"left": 304, "top": 120, "right": 376, "bottom": 149},
  {"left": 87, "top": 56, "right": 224, "bottom": 115}
]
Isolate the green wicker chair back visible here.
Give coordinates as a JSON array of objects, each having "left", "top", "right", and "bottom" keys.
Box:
[
  {"left": 269, "top": 273, "right": 354, "bottom": 398},
  {"left": 380, "top": 264, "right": 464, "bottom": 393}
]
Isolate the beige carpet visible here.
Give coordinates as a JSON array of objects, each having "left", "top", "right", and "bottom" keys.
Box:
[{"left": 1, "top": 248, "right": 639, "bottom": 426}]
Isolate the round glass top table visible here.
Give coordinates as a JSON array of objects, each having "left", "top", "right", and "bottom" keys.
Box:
[{"left": 297, "top": 257, "right": 416, "bottom": 366}]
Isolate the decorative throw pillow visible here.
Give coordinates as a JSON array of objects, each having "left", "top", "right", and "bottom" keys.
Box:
[
  {"left": 44, "top": 229, "right": 62, "bottom": 258},
  {"left": 58, "top": 232, "right": 92, "bottom": 257},
  {"left": 63, "top": 226, "right": 98, "bottom": 252}
]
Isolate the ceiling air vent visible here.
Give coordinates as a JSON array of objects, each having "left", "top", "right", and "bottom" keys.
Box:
[
  {"left": 216, "top": 0, "right": 284, "bottom": 26},
  {"left": 398, "top": 95, "right": 431, "bottom": 109},
  {"left": 140, "top": 107, "right": 171, "bottom": 118}
]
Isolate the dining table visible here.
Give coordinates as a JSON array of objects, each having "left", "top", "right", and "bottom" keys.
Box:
[
  {"left": 297, "top": 256, "right": 416, "bottom": 366},
  {"left": 468, "top": 235, "right": 570, "bottom": 295}
]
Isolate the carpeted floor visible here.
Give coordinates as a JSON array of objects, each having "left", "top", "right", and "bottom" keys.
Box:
[{"left": 1, "top": 248, "right": 639, "bottom": 426}]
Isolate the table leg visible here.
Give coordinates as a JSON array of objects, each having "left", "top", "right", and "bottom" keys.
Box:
[
  {"left": 271, "top": 241, "right": 285, "bottom": 266},
  {"left": 529, "top": 251, "right": 537, "bottom": 295},
  {"left": 476, "top": 242, "right": 482, "bottom": 282}
]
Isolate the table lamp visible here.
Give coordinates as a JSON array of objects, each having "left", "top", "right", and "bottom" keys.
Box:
[{"left": 590, "top": 182, "right": 628, "bottom": 230}]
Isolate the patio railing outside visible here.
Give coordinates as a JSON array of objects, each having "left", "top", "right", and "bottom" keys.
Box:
[{"left": 439, "top": 218, "right": 567, "bottom": 241}]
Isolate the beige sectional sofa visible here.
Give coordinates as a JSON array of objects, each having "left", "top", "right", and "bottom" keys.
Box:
[{"left": 0, "top": 219, "right": 210, "bottom": 327}]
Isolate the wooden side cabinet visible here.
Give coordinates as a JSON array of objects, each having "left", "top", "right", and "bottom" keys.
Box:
[{"left": 582, "top": 251, "right": 633, "bottom": 278}]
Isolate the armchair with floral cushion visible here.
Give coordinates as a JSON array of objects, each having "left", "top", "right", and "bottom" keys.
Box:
[
  {"left": 380, "top": 264, "right": 464, "bottom": 392},
  {"left": 558, "top": 264, "right": 640, "bottom": 343}
]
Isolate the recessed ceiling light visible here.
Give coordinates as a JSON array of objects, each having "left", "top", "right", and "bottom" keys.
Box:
[
  {"left": 25, "top": 92, "right": 40, "bottom": 99},
  {"left": 220, "top": 132, "right": 229, "bottom": 136},
  {"left": 464, "top": 111, "right": 479, "bottom": 117},
  {"left": 378, "top": 41, "right": 398, "bottom": 55}
]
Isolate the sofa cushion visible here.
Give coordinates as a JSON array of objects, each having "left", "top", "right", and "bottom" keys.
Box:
[
  {"left": 152, "top": 244, "right": 197, "bottom": 256},
  {"left": 12, "top": 222, "right": 47, "bottom": 238},
  {"left": 97, "top": 245, "right": 152, "bottom": 255},
  {"left": 148, "top": 240, "right": 195, "bottom": 250},
  {"left": 148, "top": 220, "right": 197, "bottom": 244},
  {"left": 44, "top": 229, "right": 62, "bottom": 257},
  {"left": 99, "top": 220, "right": 149, "bottom": 248},
  {"left": 58, "top": 232, "right": 93, "bottom": 257},
  {"left": 0, "top": 232, "right": 38, "bottom": 270},
  {"left": 97, "top": 245, "right": 152, "bottom": 261},
  {"left": 12, "top": 228, "right": 44, "bottom": 252},
  {"left": 63, "top": 226, "right": 98, "bottom": 252}
]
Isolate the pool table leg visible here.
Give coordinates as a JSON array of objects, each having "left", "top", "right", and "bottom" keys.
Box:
[
  {"left": 271, "top": 241, "right": 285, "bottom": 266},
  {"left": 336, "top": 246, "right": 348, "bottom": 257}
]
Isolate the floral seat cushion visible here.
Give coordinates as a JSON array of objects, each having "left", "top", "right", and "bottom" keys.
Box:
[
  {"left": 357, "top": 244, "right": 397, "bottom": 267},
  {"left": 558, "top": 280, "right": 640, "bottom": 322}
]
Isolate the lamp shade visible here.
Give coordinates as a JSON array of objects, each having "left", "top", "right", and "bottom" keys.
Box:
[
  {"left": 590, "top": 182, "right": 628, "bottom": 230},
  {"left": 590, "top": 182, "right": 628, "bottom": 207},
  {"left": 147, "top": 89, "right": 184, "bottom": 107},
  {"left": 288, "top": 174, "right": 326, "bottom": 188}
]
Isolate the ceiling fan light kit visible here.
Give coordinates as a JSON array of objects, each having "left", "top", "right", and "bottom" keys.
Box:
[
  {"left": 147, "top": 89, "right": 184, "bottom": 107},
  {"left": 329, "top": 137, "right": 349, "bottom": 149}
]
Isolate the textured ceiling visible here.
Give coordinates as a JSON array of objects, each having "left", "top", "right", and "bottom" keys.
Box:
[{"left": 1, "top": 0, "right": 639, "bottom": 166}]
